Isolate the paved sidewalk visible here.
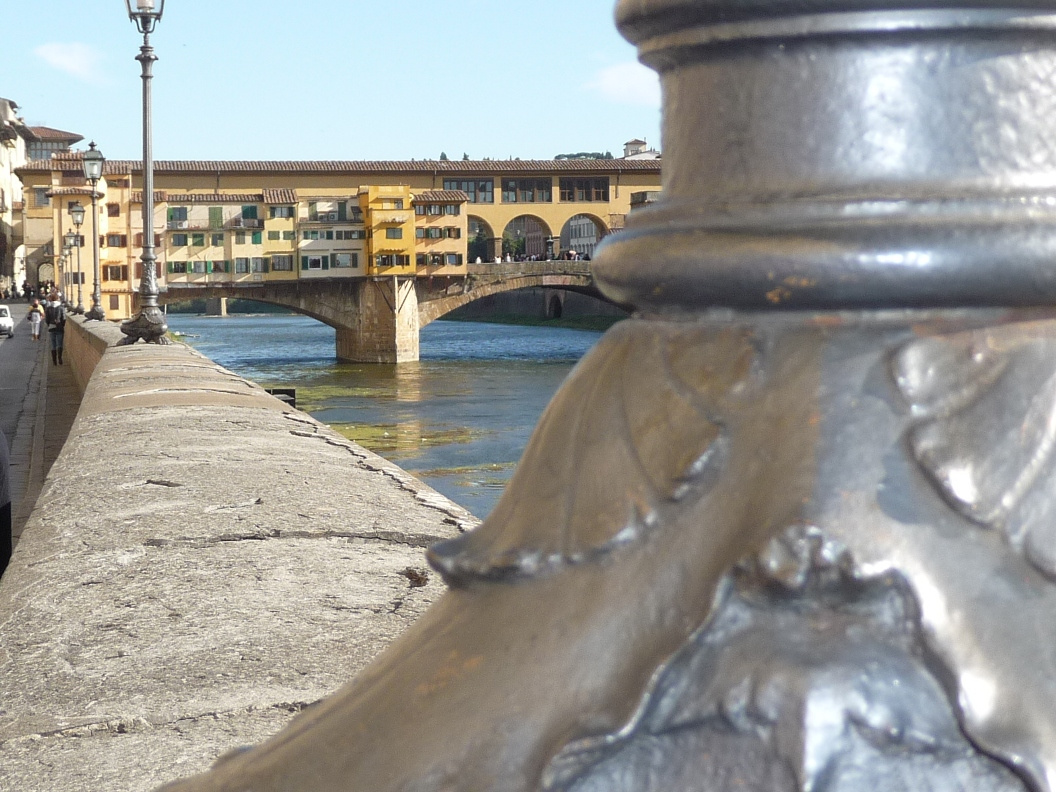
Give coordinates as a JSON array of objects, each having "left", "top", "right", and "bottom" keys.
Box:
[{"left": 0, "top": 301, "right": 84, "bottom": 545}]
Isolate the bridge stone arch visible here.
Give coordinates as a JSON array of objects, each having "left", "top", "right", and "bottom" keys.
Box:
[
  {"left": 468, "top": 215, "right": 497, "bottom": 262},
  {"left": 163, "top": 261, "right": 606, "bottom": 363},
  {"left": 417, "top": 262, "right": 602, "bottom": 326}
]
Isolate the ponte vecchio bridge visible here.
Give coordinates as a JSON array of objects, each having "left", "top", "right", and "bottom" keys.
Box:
[{"left": 161, "top": 260, "right": 603, "bottom": 362}]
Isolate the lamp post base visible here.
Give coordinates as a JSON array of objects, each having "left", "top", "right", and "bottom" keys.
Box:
[
  {"left": 84, "top": 306, "right": 105, "bottom": 321},
  {"left": 117, "top": 304, "right": 170, "bottom": 345}
]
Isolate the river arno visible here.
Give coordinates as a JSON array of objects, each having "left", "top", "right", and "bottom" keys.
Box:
[{"left": 166, "top": 313, "right": 605, "bottom": 519}]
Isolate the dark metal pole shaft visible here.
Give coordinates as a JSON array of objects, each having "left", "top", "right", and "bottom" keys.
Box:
[{"left": 118, "top": 27, "right": 168, "bottom": 344}]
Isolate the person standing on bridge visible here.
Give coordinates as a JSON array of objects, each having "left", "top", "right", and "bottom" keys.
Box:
[
  {"left": 26, "top": 299, "right": 43, "bottom": 341},
  {"left": 44, "top": 292, "right": 66, "bottom": 365}
]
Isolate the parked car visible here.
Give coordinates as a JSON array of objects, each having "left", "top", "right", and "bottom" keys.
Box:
[{"left": 0, "top": 305, "right": 13, "bottom": 338}]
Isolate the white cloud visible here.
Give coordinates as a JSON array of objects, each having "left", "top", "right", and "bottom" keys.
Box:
[
  {"left": 34, "top": 42, "right": 106, "bottom": 83},
  {"left": 587, "top": 61, "right": 660, "bottom": 108}
]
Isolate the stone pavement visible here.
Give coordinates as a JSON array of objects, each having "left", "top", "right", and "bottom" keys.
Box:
[
  {"left": 0, "top": 324, "right": 478, "bottom": 792},
  {"left": 0, "top": 300, "right": 84, "bottom": 547}
]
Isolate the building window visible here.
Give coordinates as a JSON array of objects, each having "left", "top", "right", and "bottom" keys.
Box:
[
  {"left": 107, "top": 203, "right": 120, "bottom": 217},
  {"left": 106, "top": 234, "right": 127, "bottom": 247},
  {"left": 109, "top": 295, "right": 120, "bottom": 310},
  {"left": 443, "top": 204, "right": 460, "bottom": 215},
  {"left": 282, "top": 230, "right": 295, "bottom": 240},
  {"left": 385, "top": 227, "right": 403, "bottom": 239},
  {"left": 559, "top": 177, "right": 609, "bottom": 202},
  {"left": 167, "top": 261, "right": 188, "bottom": 274},
  {"left": 209, "top": 206, "right": 223, "bottom": 228},
  {"left": 426, "top": 227, "right": 443, "bottom": 239},
  {"left": 235, "top": 232, "right": 246, "bottom": 245},
  {"left": 302, "top": 230, "right": 319, "bottom": 240},
  {"left": 191, "top": 233, "right": 205, "bottom": 247},
  {"left": 241, "top": 205, "right": 258, "bottom": 220},
  {"left": 383, "top": 198, "right": 404, "bottom": 210},
  {"left": 272, "top": 255, "right": 294, "bottom": 271},
  {"left": 269, "top": 206, "right": 294, "bottom": 219},
  {"left": 443, "top": 179, "right": 493, "bottom": 203},
  {"left": 211, "top": 233, "right": 224, "bottom": 246},
  {"left": 235, "top": 257, "right": 250, "bottom": 273},
  {"left": 445, "top": 253, "right": 463, "bottom": 266},
  {"left": 415, "top": 227, "right": 425, "bottom": 239},
  {"left": 104, "top": 265, "right": 129, "bottom": 281},
  {"left": 211, "top": 260, "right": 230, "bottom": 273},
  {"left": 172, "top": 233, "right": 188, "bottom": 247},
  {"left": 415, "top": 204, "right": 426, "bottom": 216},
  {"left": 267, "top": 230, "right": 280, "bottom": 240},
  {"left": 334, "top": 252, "right": 358, "bottom": 268},
  {"left": 306, "top": 255, "right": 326, "bottom": 270},
  {"left": 34, "top": 189, "right": 50, "bottom": 207},
  {"left": 503, "top": 178, "right": 552, "bottom": 203},
  {"left": 350, "top": 206, "right": 363, "bottom": 223},
  {"left": 251, "top": 257, "right": 267, "bottom": 273},
  {"left": 251, "top": 231, "right": 262, "bottom": 245},
  {"left": 417, "top": 253, "right": 428, "bottom": 267},
  {"left": 446, "top": 227, "right": 461, "bottom": 239},
  {"left": 168, "top": 206, "right": 189, "bottom": 222}
]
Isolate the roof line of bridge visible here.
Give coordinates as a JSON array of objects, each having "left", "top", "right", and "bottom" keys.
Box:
[{"left": 18, "top": 157, "right": 662, "bottom": 177}]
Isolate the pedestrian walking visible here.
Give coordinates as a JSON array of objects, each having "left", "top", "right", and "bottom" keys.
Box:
[
  {"left": 26, "top": 299, "right": 43, "bottom": 340},
  {"left": 44, "top": 291, "right": 66, "bottom": 365}
]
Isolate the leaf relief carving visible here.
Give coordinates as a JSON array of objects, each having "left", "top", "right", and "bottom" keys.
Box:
[
  {"left": 427, "top": 321, "right": 759, "bottom": 586},
  {"left": 893, "top": 323, "right": 1056, "bottom": 577}
]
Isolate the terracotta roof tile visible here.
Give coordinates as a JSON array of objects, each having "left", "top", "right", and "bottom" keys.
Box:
[
  {"left": 26, "top": 126, "right": 83, "bottom": 143},
  {"left": 144, "top": 192, "right": 263, "bottom": 204},
  {"left": 262, "top": 188, "right": 297, "bottom": 204},
  {"left": 413, "top": 190, "right": 469, "bottom": 203},
  {"left": 129, "top": 191, "right": 169, "bottom": 203},
  {"left": 20, "top": 157, "right": 661, "bottom": 177}
]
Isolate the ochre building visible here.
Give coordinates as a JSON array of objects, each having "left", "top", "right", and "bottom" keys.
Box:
[{"left": 15, "top": 157, "right": 662, "bottom": 320}]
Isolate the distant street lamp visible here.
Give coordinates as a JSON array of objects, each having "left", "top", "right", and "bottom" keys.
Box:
[
  {"left": 82, "top": 142, "right": 105, "bottom": 320},
  {"left": 67, "top": 202, "right": 85, "bottom": 313},
  {"left": 119, "top": 0, "right": 169, "bottom": 345}
]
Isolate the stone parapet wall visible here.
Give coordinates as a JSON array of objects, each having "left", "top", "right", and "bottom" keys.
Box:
[
  {"left": 64, "top": 315, "right": 124, "bottom": 394},
  {"left": 0, "top": 336, "right": 476, "bottom": 791}
]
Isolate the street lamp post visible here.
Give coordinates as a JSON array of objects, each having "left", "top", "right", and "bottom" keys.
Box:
[
  {"left": 119, "top": 0, "right": 169, "bottom": 345},
  {"left": 82, "top": 142, "right": 105, "bottom": 320},
  {"left": 68, "top": 203, "right": 85, "bottom": 314}
]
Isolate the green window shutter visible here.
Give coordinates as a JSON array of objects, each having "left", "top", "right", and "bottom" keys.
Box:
[
  {"left": 209, "top": 207, "right": 222, "bottom": 228},
  {"left": 262, "top": 259, "right": 270, "bottom": 273},
  {"left": 301, "top": 256, "right": 309, "bottom": 270},
  {"left": 322, "top": 255, "right": 330, "bottom": 270},
  {"left": 166, "top": 262, "right": 173, "bottom": 274},
  {"left": 308, "top": 201, "right": 317, "bottom": 221},
  {"left": 337, "top": 202, "right": 347, "bottom": 221},
  {"left": 206, "top": 261, "right": 213, "bottom": 273},
  {"left": 252, "top": 231, "right": 262, "bottom": 245},
  {"left": 167, "top": 208, "right": 176, "bottom": 222}
]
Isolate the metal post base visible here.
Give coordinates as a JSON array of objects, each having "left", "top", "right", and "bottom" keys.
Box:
[{"left": 117, "top": 304, "right": 170, "bottom": 345}]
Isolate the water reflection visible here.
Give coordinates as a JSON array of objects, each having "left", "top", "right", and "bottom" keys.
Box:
[{"left": 167, "top": 314, "right": 603, "bottom": 518}]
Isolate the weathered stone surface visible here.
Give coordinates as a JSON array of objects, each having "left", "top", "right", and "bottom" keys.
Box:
[{"left": 0, "top": 335, "right": 475, "bottom": 791}]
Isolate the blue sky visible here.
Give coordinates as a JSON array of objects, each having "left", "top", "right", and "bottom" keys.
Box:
[{"left": 2, "top": 0, "right": 661, "bottom": 162}]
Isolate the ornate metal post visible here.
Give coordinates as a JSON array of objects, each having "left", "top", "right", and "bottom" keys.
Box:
[
  {"left": 82, "top": 142, "right": 105, "bottom": 320},
  {"left": 68, "top": 202, "right": 85, "bottom": 314},
  {"left": 119, "top": 0, "right": 169, "bottom": 345},
  {"left": 161, "top": 2, "right": 1056, "bottom": 791}
]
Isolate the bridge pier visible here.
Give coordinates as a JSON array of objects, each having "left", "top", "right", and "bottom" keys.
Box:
[
  {"left": 336, "top": 277, "right": 420, "bottom": 363},
  {"left": 204, "top": 297, "right": 227, "bottom": 317}
]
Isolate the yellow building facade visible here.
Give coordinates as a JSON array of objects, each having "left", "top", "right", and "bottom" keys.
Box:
[{"left": 14, "top": 157, "right": 662, "bottom": 319}]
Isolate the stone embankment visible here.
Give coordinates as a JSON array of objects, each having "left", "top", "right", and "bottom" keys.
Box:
[{"left": 0, "top": 317, "right": 477, "bottom": 791}]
